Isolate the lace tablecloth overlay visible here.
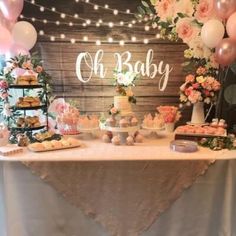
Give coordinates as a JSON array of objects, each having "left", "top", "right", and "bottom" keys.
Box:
[{"left": 23, "top": 160, "right": 213, "bottom": 236}]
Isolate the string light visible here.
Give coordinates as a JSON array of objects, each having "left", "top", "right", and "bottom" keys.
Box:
[
  {"left": 83, "top": 36, "right": 88, "bottom": 41},
  {"left": 25, "top": 0, "right": 139, "bottom": 27},
  {"left": 145, "top": 25, "right": 150, "bottom": 31},
  {"left": 108, "top": 37, "right": 113, "bottom": 43},
  {"left": 77, "top": 0, "right": 135, "bottom": 15},
  {"left": 96, "top": 40, "right": 101, "bottom": 45},
  {"left": 119, "top": 40, "right": 125, "bottom": 46},
  {"left": 38, "top": 30, "right": 161, "bottom": 46}
]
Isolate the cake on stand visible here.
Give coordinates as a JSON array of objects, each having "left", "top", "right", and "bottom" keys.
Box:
[{"left": 102, "top": 96, "right": 142, "bottom": 145}]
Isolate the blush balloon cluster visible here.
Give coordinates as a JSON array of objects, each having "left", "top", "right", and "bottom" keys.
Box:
[
  {"left": 201, "top": 0, "right": 236, "bottom": 67},
  {"left": 0, "top": 0, "right": 37, "bottom": 58}
]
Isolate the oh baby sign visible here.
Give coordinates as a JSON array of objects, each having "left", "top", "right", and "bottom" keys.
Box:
[{"left": 75, "top": 49, "right": 173, "bottom": 91}]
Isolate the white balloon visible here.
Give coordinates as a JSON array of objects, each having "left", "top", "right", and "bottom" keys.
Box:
[
  {"left": 201, "top": 19, "right": 225, "bottom": 48},
  {"left": 12, "top": 21, "right": 37, "bottom": 50}
]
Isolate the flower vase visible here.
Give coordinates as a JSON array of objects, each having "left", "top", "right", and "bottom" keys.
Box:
[
  {"left": 165, "top": 123, "right": 175, "bottom": 133},
  {"left": 191, "top": 102, "right": 205, "bottom": 124}
]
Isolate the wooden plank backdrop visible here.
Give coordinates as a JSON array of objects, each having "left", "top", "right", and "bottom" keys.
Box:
[{"left": 22, "top": 0, "right": 191, "bottom": 121}]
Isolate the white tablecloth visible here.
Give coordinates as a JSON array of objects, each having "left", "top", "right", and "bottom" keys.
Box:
[{"left": 1, "top": 160, "right": 236, "bottom": 236}]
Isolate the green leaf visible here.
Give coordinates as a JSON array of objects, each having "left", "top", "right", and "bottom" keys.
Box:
[
  {"left": 141, "top": 0, "right": 149, "bottom": 8},
  {"left": 137, "top": 6, "right": 146, "bottom": 15},
  {"left": 177, "top": 12, "right": 187, "bottom": 18}
]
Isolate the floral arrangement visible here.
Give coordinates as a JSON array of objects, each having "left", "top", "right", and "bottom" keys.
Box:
[
  {"left": 157, "top": 105, "right": 181, "bottom": 123},
  {"left": 137, "top": 0, "right": 220, "bottom": 72},
  {"left": 0, "top": 79, "right": 12, "bottom": 120},
  {"left": 113, "top": 70, "right": 139, "bottom": 104},
  {"left": 199, "top": 134, "right": 236, "bottom": 151},
  {"left": 179, "top": 66, "right": 221, "bottom": 105},
  {"left": 3, "top": 54, "right": 51, "bottom": 87},
  {"left": 0, "top": 54, "right": 52, "bottom": 142}
]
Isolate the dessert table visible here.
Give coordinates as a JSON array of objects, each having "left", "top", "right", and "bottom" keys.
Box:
[
  {"left": 0, "top": 134, "right": 236, "bottom": 236},
  {"left": 0, "top": 134, "right": 235, "bottom": 161}
]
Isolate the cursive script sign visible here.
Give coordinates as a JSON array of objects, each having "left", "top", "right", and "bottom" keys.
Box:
[{"left": 76, "top": 49, "right": 173, "bottom": 91}]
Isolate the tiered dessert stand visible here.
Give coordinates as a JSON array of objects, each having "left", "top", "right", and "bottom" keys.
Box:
[{"left": 8, "top": 83, "right": 49, "bottom": 142}]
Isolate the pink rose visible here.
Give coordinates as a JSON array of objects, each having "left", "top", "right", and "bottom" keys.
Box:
[
  {"left": 192, "top": 83, "right": 200, "bottom": 89},
  {"left": 188, "top": 90, "right": 202, "bottom": 103},
  {"left": 110, "top": 107, "right": 118, "bottom": 114},
  {"left": 176, "top": 18, "right": 200, "bottom": 44},
  {"left": 155, "top": 0, "right": 175, "bottom": 21},
  {"left": 0, "top": 80, "right": 8, "bottom": 89},
  {"left": 22, "top": 61, "right": 32, "bottom": 70},
  {"left": 35, "top": 66, "right": 43, "bottom": 73},
  {"left": 212, "top": 80, "right": 221, "bottom": 91},
  {"left": 0, "top": 92, "right": 9, "bottom": 100},
  {"left": 195, "top": 0, "right": 215, "bottom": 23},
  {"left": 185, "top": 86, "right": 193, "bottom": 96},
  {"left": 185, "top": 74, "right": 195, "bottom": 83}
]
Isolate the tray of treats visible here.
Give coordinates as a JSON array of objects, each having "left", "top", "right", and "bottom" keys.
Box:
[
  {"left": 33, "top": 131, "right": 62, "bottom": 142},
  {"left": 15, "top": 74, "right": 38, "bottom": 86},
  {"left": 28, "top": 138, "right": 82, "bottom": 152},
  {"left": 13, "top": 116, "right": 42, "bottom": 129},
  {"left": 175, "top": 125, "right": 227, "bottom": 141},
  {"left": 15, "top": 96, "right": 41, "bottom": 108},
  {"left": 142, "top": 113, "right": 165, "bottom": 131}
]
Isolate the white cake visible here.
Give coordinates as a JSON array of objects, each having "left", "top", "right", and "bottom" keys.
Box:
[{"left": 114, "top": 96, "right": 132, "bottom": 116}]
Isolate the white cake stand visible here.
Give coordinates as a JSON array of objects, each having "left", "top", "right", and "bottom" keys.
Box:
[
  {"left": 78, "top": 127, "right": 100, "bottom": 139},
  {"left": 103, "top": 125, "right": 139, "bottom": 144}
]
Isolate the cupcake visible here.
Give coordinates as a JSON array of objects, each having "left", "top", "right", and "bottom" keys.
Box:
[
  {"left": 119, "top": 118, "right": 128, "bottom": 128},
  {"left": 106, "top": 117, "right": 116, "bottom": 127},
  {"left": 102, "top": 134, "right": 111, "bottom": 143},
  {"left": 126, "top": 136, "right": 134, "bottom": 146},
  {"left": 112, "top": 135, "right": 120, "bottom": 145},
  {"left": 135, "top": 134, "right": 143, "bottom": 143},
  {"left": 131, "top": 117, "right": 138, "bottom": 126}
]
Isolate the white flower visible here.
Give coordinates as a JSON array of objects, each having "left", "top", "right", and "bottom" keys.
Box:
[
  {"left": 116, "top": 71, "right": 137, "bottom": 86},
  {"left": 3, "top": 66, "right": 11, "bottom": 74},
  {"left": 2, "top": 103, "right": 12, "bottom": 117},
  {"left": 204, "top": 97, "right": 211, "bottom": 104}
]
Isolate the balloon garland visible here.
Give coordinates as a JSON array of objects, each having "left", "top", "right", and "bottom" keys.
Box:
[{"left": 0, "top": 0, "right": 37, "bottom": 57}]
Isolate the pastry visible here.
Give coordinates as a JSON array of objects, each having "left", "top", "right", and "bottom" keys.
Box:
[
  {"left": 126, "top": 136, "right": 134, "bottom": 146},
  {"left": 51, "top": 140, "right": 63, "bottom": 149},
  {"left": 112, "top": 135, "right": 120, "bottom": 145},
  {"left": 119, "top": 118, "right": 128, "bottom": 128},
  {"left": 134, "top": 133, "right": 143, "bottom": 143},
  {"left": 61, "top": 139, "right": 70, "bottom": 147},
  {"left": 42, "top": 141, "right": 54, "bottom": 149},
  {"left": 102, "top": 134, "right": 111, "bottom": 143},
  {"left": 131, "top": 117, "right": 138, "bottom": 126},
  {"left": 106, "top": 117, "right": 116, "bottom": 127},
  {"left": 30, "top": 142, "right": 44, "bottom": 151}
]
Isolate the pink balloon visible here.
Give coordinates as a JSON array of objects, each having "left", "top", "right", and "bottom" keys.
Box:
[
  {"left": 7, "top": 44, "right": 30, "bottom": 58},
  {"left": 215, "top": 38, "right": 236, "bottom": 66},
  {"left": 0, "top": 0, "right": 24, "bottom": 21},
  {"left": 0, "top": 24, "right": 12, "bottom": 53},
  {"left": 226, "top": 12, "right": 236, "bottom": 40},
  {"left": 0, "top": 11, "right": 14, "bottom": 30},
  {"left": 214, "top": 0, "right": 236, "bottom": 19}
]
